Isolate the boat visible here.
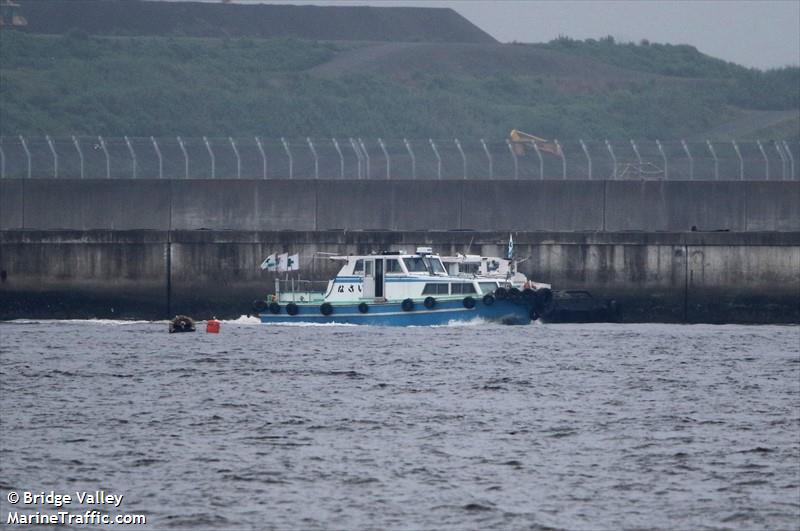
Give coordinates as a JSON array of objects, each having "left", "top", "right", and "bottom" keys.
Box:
[
  {"left": 252, "top": 248, "right": 540, "bottom": 325},
  {"left": 440, "top": 253, "right": 551, "bottom": 290},
  {"left": 441, "top": 253, "right": 554, "bottom": 312}
]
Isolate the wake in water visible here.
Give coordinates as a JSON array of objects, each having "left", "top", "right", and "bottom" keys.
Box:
[{"left": 3, "top": 318, "right": 156, "bottom": 326}]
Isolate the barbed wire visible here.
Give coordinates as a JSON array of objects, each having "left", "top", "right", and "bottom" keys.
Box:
[{"left": 0, "top": 136, "right": 796, "bottom": 180}]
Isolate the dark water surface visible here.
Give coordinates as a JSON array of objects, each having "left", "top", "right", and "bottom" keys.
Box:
[{"left": 1, "top": 320, "right": 798, "bottom": 530}]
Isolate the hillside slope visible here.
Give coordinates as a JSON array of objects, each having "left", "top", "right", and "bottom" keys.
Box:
[
  {"left": 16, "top": 0, "right": 497, "bottom": 44},
  {"left": 1, "top": 31, "right": 797, "bottom": 140}
]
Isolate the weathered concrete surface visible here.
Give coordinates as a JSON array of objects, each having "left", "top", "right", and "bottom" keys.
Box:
[
  {"left": 2, "top": 230, "right": 798, "bottom": 323},
  {"left": 0, "top": 180, "right": 23, "bottom": 229},
  {"left": 20, "top": 179, "right": 172, "bottom": 230},
  {"left": 316, "top": 181, "right": 393, "bottom": 230},
  {"left": 604, "top": 181, "right": 748, "bottom": 232},
  {"left": 745, "top": 182, "right": 800, "bottom": 232},
  {"left": 4, "top": 179, "right": 798, "bottom": 232},
  {"left": 0, "top": 231, "right": 168, "bottom": 319},
  {"left": 461, "top": 181, "right": 605, "bottom": 231}
]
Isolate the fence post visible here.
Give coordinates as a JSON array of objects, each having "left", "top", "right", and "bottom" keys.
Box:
[
  {"left": 782, "top": 140, "right": 795, "bottom": 180},
  {"left": 731, "top": 140, "right": 743, "bottom": 180},
  {"left": 19, "top": 135, "right": 31, "bottom": 179},
  {"left": 377, "top": 138, "right": 390, "bottom": 179},
  {"left": 480, "top": 138, "right": 492, "bottom": 179},
  {"left": 69, "top": 136, "right": 84, "bottom": 179},
  {"left": 230, "top": 137, "right": 241, "bottom": 179},
  {"left": 254, "top": 136, "right": 267, "bottom": 179},
  {"left": 149, "top": 137, "right": 162, "bottom": 179},
  {"left": 532, "top": 142, "right": 544, "bottom": 179},
  {"left": 605, "top": 140, "right": 617, "bottom": 180},
  {"left": 281, "top": 137, "right": 293, "bottom": 179},
  {"left": 681, "top": 139, "right": 693, "bottom": 180},
  {"left": 454, "top": 138, "right": 467, "bottom": 179},
  {"left": 306, "top": 137, "right": 318, "bottom": 179},
  {"left": 331, "top": 138, "right": 344, "bottom": 179},
  {"left": 45, "top": 135, "right": 58, "bottom": 178},
  {"left": 124, "top": 135, "right": 137, "bottom": 179},
  {"left": 203, "top": 136, "right": 216, "bottom": 179},
  {"left": 177, "top": 136, "right": 189, "bottom": 179},
  {"left": 555, "top": 139, "right": 565, "bottom": 179},
  {"left": 506, "top": 140, "right": 518, "bottom": 179},
  {"left": 579, "top": 139, "right": 591, "bottom": 180},
  {"left": 358, "top": 138, "right": 370, "bottom": 179},
  {"left": 428, "top": 138, "right": 441, "bottom": 179},
  {"left": 0, "top": 137, "right": 4, "bottom": 179},
  {"left": 98, "top": 136, "right": 110, "bottom": 179},
  {"left": 774, "top": 141, "right": 787, "bottom": 180},
  {"left": 756, "top": 140, "right": 769, "bottom": 180},
  {"left": 630, "top": 139, "right": 643, "bottom": 179},
  {"left": 655, "top": 139, "right": 667, "bottom": 180},
  {"left": 404, "top": 138, "right": 416, "bottom": 180},
  {"left": 348, "top": 138, "right": 362, "bottom": 179},
  {"left": 706, "top": 140, "right": 719, "bottom": 180}
]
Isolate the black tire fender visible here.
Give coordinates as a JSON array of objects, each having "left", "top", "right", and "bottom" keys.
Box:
[
  {"left": 358, "top": 302, "right": 369, "bottom": 314},
  {"left": 401, "top": 298, "right": 414, "bottom": 312},
  {"left": 463, "top": 296, "right": 476, "bottom": 309},
  {"left": 253, "top": 299, "right": 268, "bottom": 313},
  {"left": 522, "top": 288, "right": 536, "bottom": 301},
  {"left": 423, "top": 296, "right": 436, "bottom": 309},
  {"left": 482, "top": 294, "right": 495, "bottom": 306},
  {"left": 320, "top": 302, "right": 333, "bottom": 316},
  {"left": 269, "top": 302, "right": 281, "bottom": 314},
  {"left": 286, "top": 302, "right": 298, "bottom": 316}
]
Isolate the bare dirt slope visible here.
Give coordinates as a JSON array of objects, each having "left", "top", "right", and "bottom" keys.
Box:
[{"left": 17, "top": 0, "right": 497, "bottom": 43}]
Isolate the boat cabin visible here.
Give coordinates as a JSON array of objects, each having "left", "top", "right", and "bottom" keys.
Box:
[{"left": 277, "top": 248, "right": 502, "bottom": 304}]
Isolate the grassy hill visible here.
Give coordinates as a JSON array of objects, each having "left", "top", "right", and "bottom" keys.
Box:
[{"left": 1, "top": 30, "right": 797, "bottom": 140}]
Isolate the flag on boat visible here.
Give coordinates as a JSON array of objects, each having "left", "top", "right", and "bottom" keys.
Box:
[
  {"left": 507, "top": 233, "right": 514, "bottom": 260},
  {"left": 260, "top": 253, "right": 277, "bottom": 271},
  {"left": 287, "top": 253, "right": 300, "bottom": 271},
  {"left": 277, "top": 253, "right": 289, "bottom": 272}
]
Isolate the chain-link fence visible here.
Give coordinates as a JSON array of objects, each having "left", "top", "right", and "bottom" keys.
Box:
[{"left": 0, "top": 136, "right": 796, "bottom": 180}]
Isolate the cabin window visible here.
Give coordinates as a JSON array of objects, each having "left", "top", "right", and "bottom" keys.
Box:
[
  {"left": 365, "top": 261, "right": 373, "bottom": 276},
  {"left": 451, "top": 282, "right": 476, "bottom": 294},
  {"left": 479, "top": 282, "right": 499, "bottom": 294},
  {"left": 353, "top": 260, "right": 364, "bottom": 275},
  {"left": 485, "top": 259, "right": 501, "bottom": 272},
  {"left": 422, "top": 283, "right": 449, "bottom": 295},
  {"left": 424, "top": 257, "right": 446, "bottom": 274},
  {"left": 461, "top": 263, "right": 480, "bottom": 275},
  {"left": 385, "top": 259, "right": 402, "bottom": 273},
  {"left": 403, "top": 257, "right": 428, "bottom": 273}
]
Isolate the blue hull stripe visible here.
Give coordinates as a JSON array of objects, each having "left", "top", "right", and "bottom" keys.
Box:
[{"left": 259, "top": 299, "right": 531, "bottom": 326}]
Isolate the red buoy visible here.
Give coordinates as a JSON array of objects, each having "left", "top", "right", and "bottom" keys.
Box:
[{"left": 206, "top": 318, "right": 220, "bottom": 334}]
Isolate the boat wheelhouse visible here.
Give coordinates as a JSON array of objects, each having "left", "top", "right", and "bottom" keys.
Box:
[{"left": 253, "top": 248, "right": 539, "bottom": 325}]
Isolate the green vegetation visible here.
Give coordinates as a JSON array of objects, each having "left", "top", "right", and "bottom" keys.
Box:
[
  {"left": 1, "top": 31, "right": 797, "bottom": 139},
  {"left": 539, "top": 36, "right": 799, "bottom": 111}
]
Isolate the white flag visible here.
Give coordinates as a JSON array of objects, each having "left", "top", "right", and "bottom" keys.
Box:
[
  {"left": 507, "top": 233, "right": 514, "bottom": 260},
  {"left": 277, "top": 253, "right": 289, "bottom": 272},
  {"left": 287, "top": 253, "right": 300, "bottom": 271},
  {"left": 260, "top": 253, "right": 277, "bottom": 271}
]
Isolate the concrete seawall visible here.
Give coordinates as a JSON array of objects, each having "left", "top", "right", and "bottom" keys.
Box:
[
  {"left": 1, "top": 230, "right": 798, "bottom": 323},
  {"left": 2, "top": 179, "right": 799, "bottom": 232}
]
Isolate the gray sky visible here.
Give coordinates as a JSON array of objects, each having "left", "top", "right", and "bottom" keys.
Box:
[{"left": 252, "top": 0, "right": 800, "bottom": 69}]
